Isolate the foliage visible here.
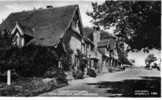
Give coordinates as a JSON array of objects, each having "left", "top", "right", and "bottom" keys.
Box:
[
  {"left": 116, "top": 40, "right": 131, "bottom": 65},
  {"left": 0, "top": 77, "right": 66, "bottom": 96},
  {"left": 54, "top": 69, "right": 67, "bottom": 84},
  {"left": 72, "top": 49, "right": 88, "bottom": 79},
  {"left": 0, "top": 69, "right": 19, "bottom": 82},
  {"left": 44, "top": 67, "right": 68, "bottom": 84},
  {"left": 0, "top": 45, "right": 59, "bottom": 77},
  {"left": 145, "top": 54, "right": 157, "bottom": 66},
  {"left": 0, "top": 31, "right": 71, "bottom": 80},
  {"left": 76, "top": 49, "right": 88, "bottom": 71},
  {"left": 0, "top": 29, "right": 12, "bottom": 48},
  {"left": 43, "top": 67, "right": 59, "bottom": 78},
  {"left": 72, "top": 70, "right": 84, "bottom": 79},
  {"left": 60, "top": 54, "right": 73, "bottom": 71},
  {"left": 87, "top": 1, "right": 161, "bottom": 51},
  {"left": 87, "top": 68, "right": 97, "bottom": 77}
]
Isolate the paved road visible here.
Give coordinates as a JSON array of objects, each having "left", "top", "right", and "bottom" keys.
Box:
[{"left": 40, "top": 67, "right": 161, "bottom": 97}]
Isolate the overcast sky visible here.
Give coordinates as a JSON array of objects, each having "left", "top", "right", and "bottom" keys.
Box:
[
  {"left": 0, "top": 0, "right": 160, "bottom": 66},
  {"left": 0, "top": 0, "right": 105, "bottom": 27}
]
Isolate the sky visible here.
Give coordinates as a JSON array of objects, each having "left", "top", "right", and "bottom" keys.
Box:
[
  {"left": 0, "top": 0, "right": 160, "bottom": 66},
  {"left": 0, "top": 0, "right": 105, "bottom": 27}
]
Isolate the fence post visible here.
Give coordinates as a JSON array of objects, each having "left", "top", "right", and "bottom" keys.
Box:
[{"left": 7, "top": 70, "right": 11, "bottom": 86}]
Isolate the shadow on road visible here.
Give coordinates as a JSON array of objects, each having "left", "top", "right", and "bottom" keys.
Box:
[{"left": 87, "top": 76, "right": 161, "bottom": 97}]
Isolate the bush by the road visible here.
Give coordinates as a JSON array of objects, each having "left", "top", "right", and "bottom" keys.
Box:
[
  {"left": 0, "top": 67, "right": 68, "bottom": 96},
  {"left": 44, "top": 67, "right": 68, "bottom": 84},
  {"left": 87, "top": 68, "right": 97, "bottom": 77},
  {"left": 73, "top": 70, "right": 84, "bottom": 79},
  {"left": 0, "top": 45, "right": 59, "bottom": 77},
  {"left": 0, "top": 77, "right": 66, "bottom": 96}
]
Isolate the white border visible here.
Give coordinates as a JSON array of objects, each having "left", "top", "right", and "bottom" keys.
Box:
[{"left": 0, "top": 0, "right": 161, "bottom": 100}]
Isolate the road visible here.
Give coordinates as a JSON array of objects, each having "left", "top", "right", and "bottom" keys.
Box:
[{"left": 40, "top": 67, "right": 161, "bottom": 97}]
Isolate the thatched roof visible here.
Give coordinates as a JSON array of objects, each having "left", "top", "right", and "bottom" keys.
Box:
[{"left": 0, "top": 5, "right": 79, "bottom": 46}]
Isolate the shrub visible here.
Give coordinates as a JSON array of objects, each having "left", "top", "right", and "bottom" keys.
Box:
[
  {"left": 55, "top": 69, "right": 68, "bottom": 85},
  {"left": 0, "top": 45, "right": 59, "bottom": 77},
  {"left": 0, "top": 77, "right": 59, "bottom": 96},
  {"left": 87, "top": 68, "right": 97, "bottom": 77},
  {"left": 145, "top": 54, "right": 157, "bottom": 68},
  {"left": 44, "top": 66, "right": 68, "bottom": 85},
  {"left": 43, "top": 67, "right": 58, "bottom": 78},
  {"left": 60, "top": 55, "right": 72, "bottom": 71},
  {"left": 73, "top": 70, "right": 84, "bottom": 79}
]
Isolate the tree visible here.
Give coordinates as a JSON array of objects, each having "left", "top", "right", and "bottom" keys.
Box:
[
  {"left": 145, "top": 54, "right": 157, "bottom": 68},
  {"left": 87, "top": 1, "right": 161, "bottom": 51}
]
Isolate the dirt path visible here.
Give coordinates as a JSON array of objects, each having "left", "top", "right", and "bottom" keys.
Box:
[{"left": 40, "top": 67, "right": 161, "bottom": 97}]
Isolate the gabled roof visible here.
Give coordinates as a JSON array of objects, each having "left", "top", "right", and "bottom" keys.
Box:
[
  {"left": 11, "top": 22, "right": 24, "bottom": 36},
  {"left": 0, "top": 5, "right": 80, "bottom": 46}
]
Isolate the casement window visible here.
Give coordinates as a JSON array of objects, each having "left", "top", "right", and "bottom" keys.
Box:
[{"left": 12, "top": 31, "right": 24, "bottom": 48}]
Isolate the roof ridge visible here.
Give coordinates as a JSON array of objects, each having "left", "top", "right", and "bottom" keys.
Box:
[{"left": 10, "top": 4, "right": 79, "bottom": 15}]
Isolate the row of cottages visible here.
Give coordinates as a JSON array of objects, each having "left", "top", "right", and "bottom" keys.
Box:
[
  {"left": 83, "top": 27, "right": 102, "bottom": 73},
  {"left": 84, "top": 27, "right": 132, "bottom": 73},
  {"left": 97, "top": 31, "right": 120, "bottom": 72},
  {"left": 98, "top": 31, "right": 132, "bottom": 72},
  {"left": 0, "top": 5, "right": 96, "bottom": 74}
]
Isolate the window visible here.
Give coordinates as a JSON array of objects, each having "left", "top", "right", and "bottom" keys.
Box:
[
  {"left": 12, "top": 32, "right": 24, "bottom": 48},
  {"left": 11, "top": 22, "right": 25, "bottom": 48},
  {"left": 71, "top": 19, "right": 80, "bottom": 34}
]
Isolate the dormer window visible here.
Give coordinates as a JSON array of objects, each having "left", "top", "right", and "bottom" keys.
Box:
[
  {"left": 11, "top": 22, "right": 24, "bottom": 48},
  {"left": 71, "top": 15, "right": 80, "bottom": 34}
]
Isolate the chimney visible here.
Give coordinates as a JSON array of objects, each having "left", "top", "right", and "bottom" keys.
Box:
[
  {"left": 46, "top": 5, "right": 53, "bottom": 9},
  {"left": 93, "top": 26, "right": 100, "bottom": 48}
]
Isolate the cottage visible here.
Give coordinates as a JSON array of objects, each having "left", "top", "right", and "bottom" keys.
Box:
[
  {"left": 98, "top": 31, "right": 131, "bottom": 72},
  {"left": 0, "top": 5, "right": 86, "bottom": 72},
  {"left": 84, "top": 27, "right": 131, "bottom": 73},
  {"left": 98, "top": 31, "right": 120, "bottom": 72},
  {"left": 83, "top": 27, "right": 102, "bottom": 73}
]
